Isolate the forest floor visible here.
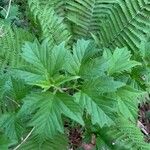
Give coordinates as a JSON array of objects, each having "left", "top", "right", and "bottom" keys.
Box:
[{"left": 139, "top": 103, "right": 150, "bottom": 143}]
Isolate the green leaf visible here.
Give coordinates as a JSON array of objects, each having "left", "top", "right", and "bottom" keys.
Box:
[
  {"left": 75, "top": 92, "right": 114, "bottom": 127},
  {"left": 0, "top": 114, "right": 23, "bottom": 142},
  {"left": 53, "top": 75, "right": 80, "bottom": 87},
  {"left": 83, "top": 76, "right": 125, "bottom": 95},
  {"left": 28, "top": 0, "right": 70, "bottom": 45},
  {"left": 22, "top": 39, "right": 67, "bottom": 76},
  {"left": 115, "top": 86, "right": 144, "bottom": 121},
  {"left": 139, "top": 36, "right": 150, "bottom": 66},
  {"left": 20, "top": 92, "right": 84, "bottom": 138},
  {"left": 0, "top": 74, "right": 10, "bottom": 101},
  {"left": 0, "top": 134, "right": 9, "bottom": 150},
  {"left": 1, "top": 5, "right": 19, "bottom": 21},
  {"left": 103, "top": 47, "right": 141, "bottom": 75},
  {"left": 66, "top": 39, "right": 99, "bottom": 75},
  {"left": 15, "top": 39, "right": 71, "bottom": 90},
  {"left": 79, "top": 57, "right": 108, "bottom": 79},
  {"left": 10, "top": 77, "right": 30, "bottom": 101},
  {"left": 105, "top": 118, "right": 150, "bottom": 150},
  {"left": 18, "top": 134, "right": 68, "bottom": 150},
  {"left": 74, "top": 75, "right": 125, "bottom": 127}
]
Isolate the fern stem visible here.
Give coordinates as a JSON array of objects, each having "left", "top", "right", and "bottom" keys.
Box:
[
  {"left": 13, "top": 127, "right": 35, "bottom": 150},
  {"left": 5, "top": 0, "right": 12, "bottom": 19}
]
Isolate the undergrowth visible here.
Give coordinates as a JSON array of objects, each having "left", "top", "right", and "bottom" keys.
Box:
[{"left": 0, "top": 0, "right": 150, "bottom": 149}]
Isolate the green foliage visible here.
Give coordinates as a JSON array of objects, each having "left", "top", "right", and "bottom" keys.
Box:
[
  {"left": 28, "top": 0, "right": 70, "bottom": 46},
  {"left": 18, "top": 134, "right": 68, "bottom": 150},
  {"left": 91, "top": 118, "right": 150, "bottom": 150},
  {"left": 103, "top": 47, "right": 141, "bottom": 75},
  {"left": 19, "top": 92, "right": 83, "bottom": 138},
  {"left": 67, "top": 0, "right": 150, "bottom": 51},
  {"left": 0, "top": 22, "right": 34, "bottom": 70},
  {"left": 0, "top": 0, "right": 150, "bottom": 149}
]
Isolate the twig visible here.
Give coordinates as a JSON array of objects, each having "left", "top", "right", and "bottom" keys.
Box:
[
  {"left": 5, "top": 0, "right": 12, "bottom": 19},
  {"left": 137, "top": 121, "right": 149, "bottom": 135},
  {"left": 6, "top": 96, "right": 21, "bottom": 107},
  {"left": 13, "top": 127, "right": 35, "bottom": 150}
]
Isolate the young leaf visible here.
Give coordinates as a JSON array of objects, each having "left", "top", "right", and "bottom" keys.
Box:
[
  {"left": 15, "top": 40, "right": 69, "bottom": 90},
  {"left": 22, "top": 39, "right": 67, "bottom": 76}
]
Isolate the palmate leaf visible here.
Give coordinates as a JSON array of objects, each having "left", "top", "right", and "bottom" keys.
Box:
[
  {"left": 18, "top": 134, "right": 68, "bottom": 150},
  {"left": 19, "top": 92, "right": 84, "bottom": 138},
  {"left": 21, "top": 39, "right": 66, "bottom": 77},
  {"left": 103, "top": 47, "right": 141, "bottom": 75},
  {"left": 79, "top": 57, "right": 108, "bottom": 79},
  {"left": 74, "top": 76, "right": 124, "bottom": 127},
  {"left": 14, "top": 39, "right": 79, "bottom": 90}
]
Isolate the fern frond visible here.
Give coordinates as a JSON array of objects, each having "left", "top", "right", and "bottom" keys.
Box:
[
  {"left": 105, "top": 118, "right": 150, "bottom": 150},
  {"left": 67, "top": 0, "right": 110, "bottom": 39},
  {"left": 0, "top": 73, "right": 30, "bottom": 115},
  {"left": 28, "top": 0, "right": 70, "bottom": 46},
  {"left": 99, "top": 0, "right": 150, "bottom": 51},
  {"left": 0, "top": 22, "right": 34, "bottom": 70},
  {"left": 67, "top": 0, "right": 150, "bottom": 51},
  {"left": 0, "top": 113, "right": 23, "bottom": 143},
  {"left": 0, "top": 74, "right": 18, "bottom": 114},
  {"left": 91, "top": 118, "right": 150, "bottom": 149},
  {"left": 39, "top": 0, "right": 67, "bottom": 18}
]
